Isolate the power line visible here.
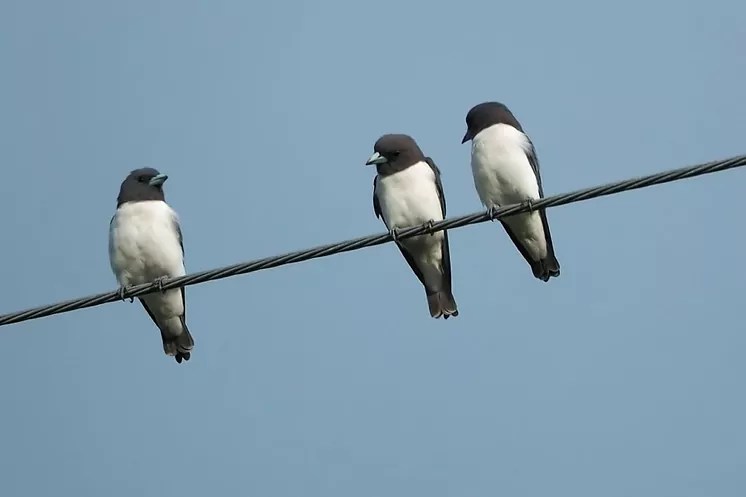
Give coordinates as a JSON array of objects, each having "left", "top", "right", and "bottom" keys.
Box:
[{"left": 1, "top": 153, "right": 744, "bottom": 328}]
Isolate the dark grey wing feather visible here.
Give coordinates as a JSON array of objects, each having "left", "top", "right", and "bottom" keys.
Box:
[
  {"left": 394, "top": 245, "right": 433, "bottom": 292},
  {"left": 172, "top": 216, "right": 184, "bottom": 256},
  {"left": 372, "top": 176, "right": 383, "bottom": 220},
  {"left": 437, "top": 229, "right": 454, "bottom": 294},
  {"left": 524, "top": 136, "right": 544, "bottom": 198},
  {"left": 138, "top": 298, "right": 163, "bottom": 330},
  {"left": 423, "top": 157, "right": 454, "bottom": 293},
  {"left": 170, "top": 213, "right": 187, "bottom": 319},
  {"left": 521, "top": 133, "right": 558, "bottom": 275},
  {"left": 424, "top": 157, "right": 446, "bottom": 218},
  {"left": 500, "top": 221, "right": 539, "bottom": 267}
]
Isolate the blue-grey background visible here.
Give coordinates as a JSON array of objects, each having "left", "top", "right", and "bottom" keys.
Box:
[{"left": 1, "top": 1, "right": 744, "bottom": 496}]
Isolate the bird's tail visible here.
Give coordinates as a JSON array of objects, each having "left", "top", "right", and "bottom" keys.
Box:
[
  {"left": 161, "top": 317, "right": 195, "bottom": 364},
  {"left": 427, "top": 290, "right": 459, "bottom": 319},
  {"left": 527, "top": 210, "right": 561, "bottom": 282},
  {"left": 530, "top": 253, "right": 560, "bottom": 282}
]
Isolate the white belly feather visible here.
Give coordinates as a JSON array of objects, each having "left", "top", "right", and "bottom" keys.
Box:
[
  {"left": 109, "top": 200, "right": 186, "bottom": 319},
  {"left": 375, "top": 161, "right": 446, "bottom": 278}
]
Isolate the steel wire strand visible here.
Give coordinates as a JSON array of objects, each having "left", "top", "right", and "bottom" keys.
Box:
[{"left": 1, "top": 154, "right": 744, "bottom": 327}]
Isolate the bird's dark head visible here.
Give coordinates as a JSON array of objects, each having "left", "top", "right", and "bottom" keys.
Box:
[
  {"left": 117, "top": 167, "right": 168, "bottom": 207},
  {"left": 462, "top": 101, "right": 521, "bottom": 144},
  {"left": 365, "top": 133, "right": 425, "bottom": 175}
]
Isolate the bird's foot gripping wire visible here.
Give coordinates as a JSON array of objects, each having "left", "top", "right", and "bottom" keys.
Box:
[
  {"left": 117, "top": 286, "right": 134, "bottom": 303},
  {"left": 488, "top": 206, "right": 500, "bottom": 221},
  {"left": 521, "top": 199, "right": 535, "bottom": 212},
  {"left": 153, "top": 276, "right": 169, "bottom": 293},
  {"left": 423, "top": 219, "right": 436, "bottom": 236},
  {"left": 389, "top": 227, "right": 401, "bottom": 242}
]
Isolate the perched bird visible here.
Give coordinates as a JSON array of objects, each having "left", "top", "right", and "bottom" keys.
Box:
[
  {"left": 109, "top": 168, "right": 195, "bottom": 363},
  {"left": 462, "top": 101, "right": 560, "bottom": 281},
  {"left": 366, "top": 134, "right": 459, "bottom": 319}
]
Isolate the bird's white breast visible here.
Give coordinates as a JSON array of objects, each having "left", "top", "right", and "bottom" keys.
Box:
[
  {"left": 375, "top": 161, "right": 446, "bottom": 273},
  {"left": 470, "top": 123, "right": 540, "bottom": 207},
  {"left": 375, "top": 161, "right": 444, "bottom": 229},
  {"left": 109, "top": 200, "right": 186, "bottom": 286}
]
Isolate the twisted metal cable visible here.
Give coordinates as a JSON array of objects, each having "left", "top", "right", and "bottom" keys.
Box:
[{"left": 1, "top": 153, "right": 744, "bottom": 328}]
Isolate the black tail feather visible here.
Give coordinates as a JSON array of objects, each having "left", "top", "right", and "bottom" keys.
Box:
[{"left": 529, "top": 254, "right": 560, "bottom": 282}]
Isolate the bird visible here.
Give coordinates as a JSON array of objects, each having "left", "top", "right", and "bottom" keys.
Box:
[
  {"left": 366, "top": 133, "right": 459, "bottom": 319},
  {"left": 461, "top": 101, "right": 560, "bottom": 281},
  {"left": 108, "top": 168, "right": 195, "bottom": 363}
]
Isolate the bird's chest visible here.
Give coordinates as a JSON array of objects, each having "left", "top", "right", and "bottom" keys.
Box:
[
  {"left": 376, "top": 164, "right": 441, "bottom": 227},
  {"left": 110, "top": 202, "right": 181, "bottom": 281},
  {"left": 471, "top": 135, "right": 536, "bottom": 204}
]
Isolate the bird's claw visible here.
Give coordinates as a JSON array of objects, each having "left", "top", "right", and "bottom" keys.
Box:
[
  {"left": 154, "top": 276, "right": 168, "bottom": 293},
  {"left": 117, "top": 286, "right": 134, "bottom": 303},
  {"left": 424, "top": 219, "right": 436, "bottom": 235},
  {"left": 522, "top": 199, "right": 535, "bottom": 212},
  {"left": 488, "top": 206, "right": 500, "bottom": 221},
  {"left": 389, "top": 227, "right": 401, "bottom": 242}
]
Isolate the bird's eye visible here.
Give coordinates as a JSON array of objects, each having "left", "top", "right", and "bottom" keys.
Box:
[
  {"left": 137, "top": 175, "right": 147, "bottom": 183},
  {"left": 392, "top": 151, "right": 401, "bottom": 157}
]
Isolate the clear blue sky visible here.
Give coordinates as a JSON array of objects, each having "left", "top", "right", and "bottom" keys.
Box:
[{"left": 1, "top": 1, "right": 744, "bottom": 496}]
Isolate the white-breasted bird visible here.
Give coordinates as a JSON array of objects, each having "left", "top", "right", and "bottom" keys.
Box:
[
  {"left": 109, "top": 168, "right": 195, "bottom": 363},
  {"left": 367, "top": 134, "right": 459, "bottom": 319},
  {"left": 462, "top": 102, "right": 560, "bottom": 281}
]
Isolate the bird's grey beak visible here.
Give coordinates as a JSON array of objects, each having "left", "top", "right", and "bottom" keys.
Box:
[
  {"left": 461, "top": 130, "right": 472, "bottom": 144},
  {"left": 365, "top": 152, "right": 388, "bottom": 166},
  {"left": 149, "top": 173, "right": 168, "bottom": 187}
]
